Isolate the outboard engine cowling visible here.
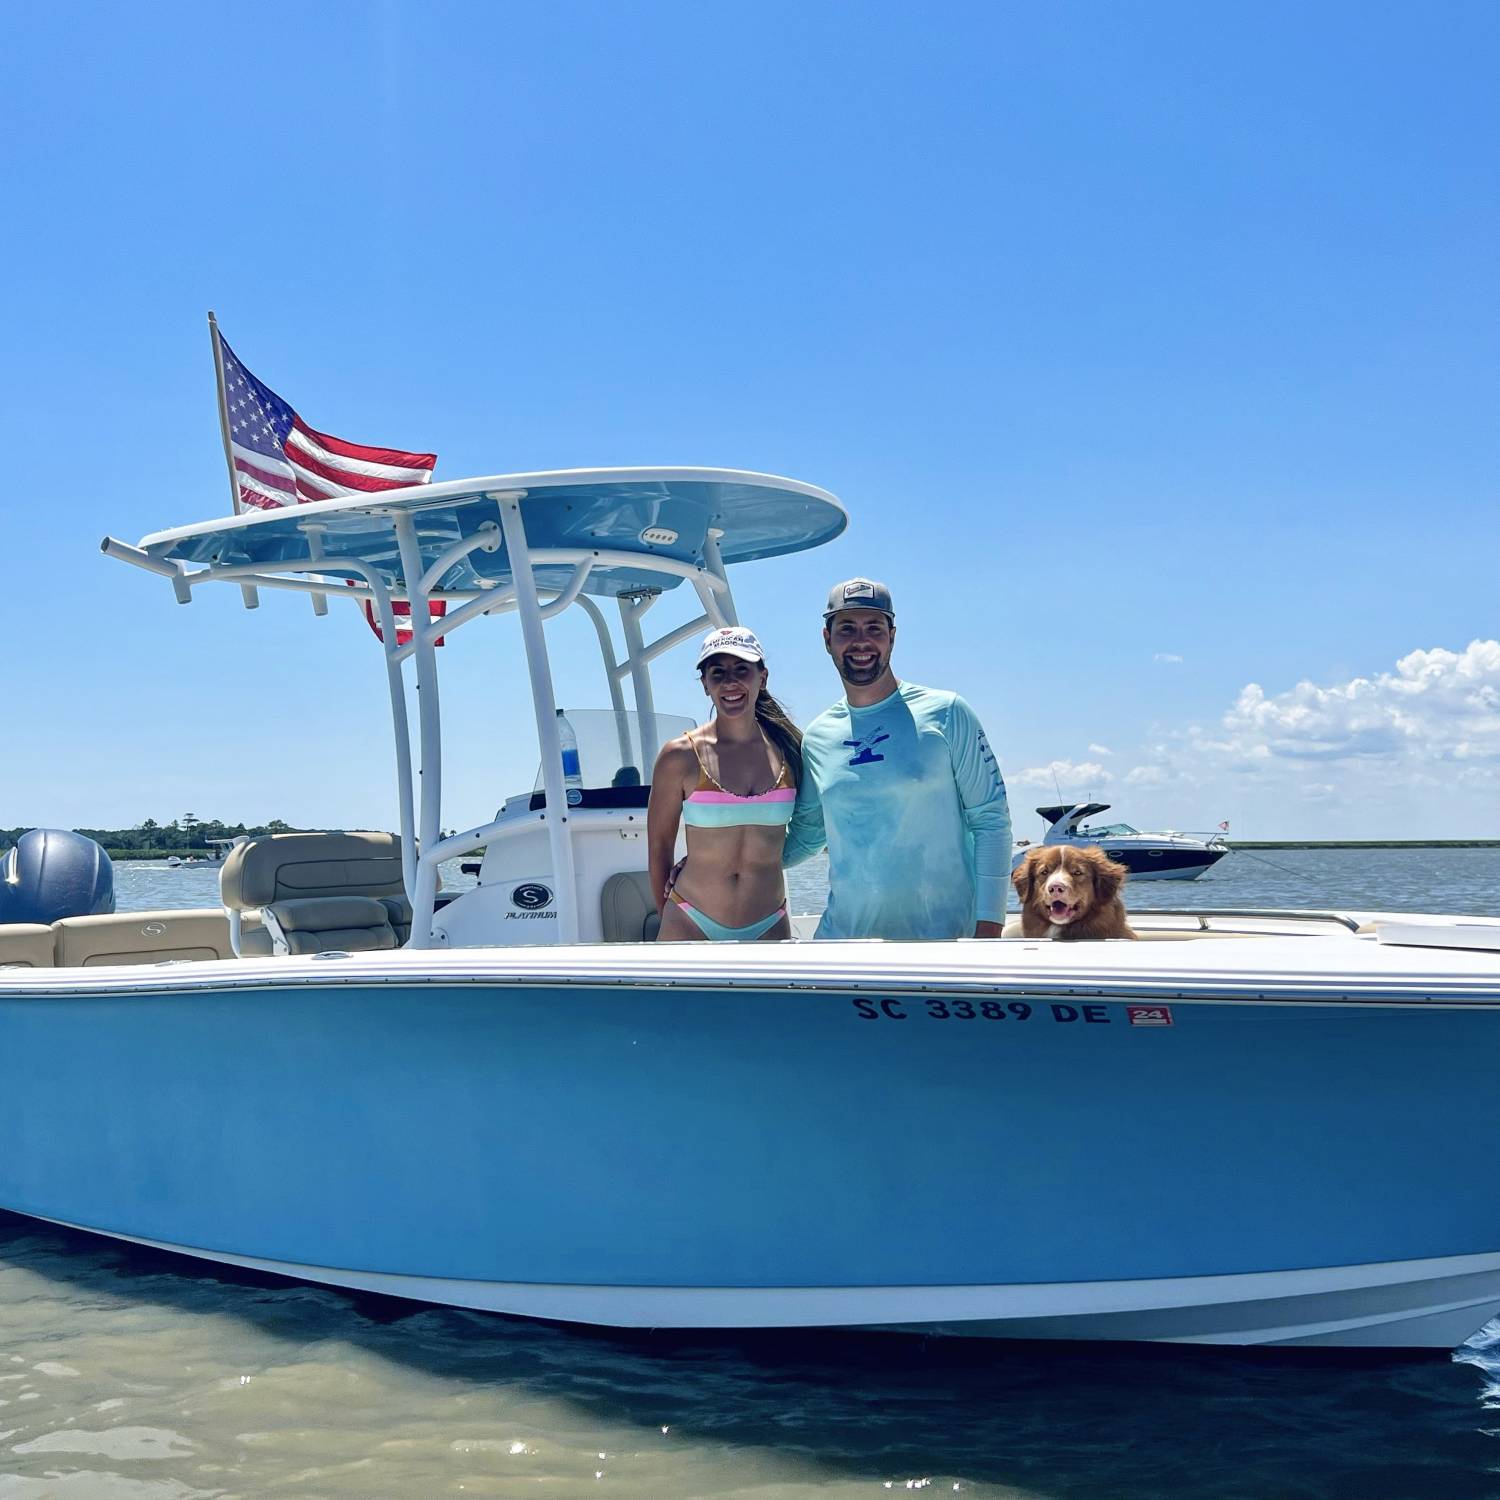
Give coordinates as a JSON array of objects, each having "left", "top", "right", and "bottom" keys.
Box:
[{"left": 0, "top": 828, "right": 115, "bottom": 924}]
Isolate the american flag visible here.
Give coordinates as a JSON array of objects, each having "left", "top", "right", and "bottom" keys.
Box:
[
  {"left": 362, "top": 595, "right": 446, "bottom": 648},
  {"left": 214, "top": 328, "right": 437, "bottom": 510}
]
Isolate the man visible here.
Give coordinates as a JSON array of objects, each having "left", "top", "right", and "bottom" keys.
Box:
[{"left": 783, "top": 578, "right": 1011, "bottom": 940}]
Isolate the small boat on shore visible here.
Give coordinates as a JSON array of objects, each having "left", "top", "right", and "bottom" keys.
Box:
[
  {"left": 1016, "top": 802, "right": 1228, "bottom": 881},
  {"left": 2, "top": 466, "right": 1499, "bottom": 1350}
]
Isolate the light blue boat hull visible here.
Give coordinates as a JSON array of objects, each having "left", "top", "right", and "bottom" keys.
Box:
[{"left": 3, "top": 978, "right": 1498, "bottom": 1347}]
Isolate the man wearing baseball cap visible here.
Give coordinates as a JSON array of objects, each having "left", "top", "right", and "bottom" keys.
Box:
[{"left": 782, "top": 578, "right": 1011, "bottom": 940}]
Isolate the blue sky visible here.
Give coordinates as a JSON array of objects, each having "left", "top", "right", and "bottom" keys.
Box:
[{"left": 3, "top": 1, "right": 1497, "bottom": 839}]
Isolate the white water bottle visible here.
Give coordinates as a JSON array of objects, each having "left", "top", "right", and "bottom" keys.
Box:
[{"left": 556, "top": 710, "right": 583, "bottom": 805}]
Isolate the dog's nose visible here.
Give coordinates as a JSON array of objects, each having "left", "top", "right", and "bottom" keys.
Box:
[{"left": 1045, "top": 876, "right": 1070, "bottom": 896}]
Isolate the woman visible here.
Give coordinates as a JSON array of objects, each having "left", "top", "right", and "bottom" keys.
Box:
[{"left": 647, "top": 626, "right": 801, "bottom": 942}]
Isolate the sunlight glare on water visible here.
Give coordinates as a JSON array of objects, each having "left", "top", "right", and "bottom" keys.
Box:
[
  {"left": 0, "top": 1216, "right": 1494, "bottom": 1497},
  {"left": 0, "top": 1225, "right": 1049, "bottom": 1498}
]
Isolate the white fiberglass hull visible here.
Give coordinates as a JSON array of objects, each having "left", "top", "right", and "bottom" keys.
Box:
[{"left": 44, "top": 1218, "right": 1500, "bottom": 1350}]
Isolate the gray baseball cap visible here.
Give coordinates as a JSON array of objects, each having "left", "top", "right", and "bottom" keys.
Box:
[{"left": 823, "top": 577, "right": 894, "bottom": 621}]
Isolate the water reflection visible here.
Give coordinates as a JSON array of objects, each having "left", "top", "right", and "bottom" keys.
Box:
[{"left": 1, "top": 1212, "right": 1495, "bottom": 1499}]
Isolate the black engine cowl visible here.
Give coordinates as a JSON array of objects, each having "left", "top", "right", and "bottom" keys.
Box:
[{"left": 0, "top": 828, "right": 115, "bottom": 925}]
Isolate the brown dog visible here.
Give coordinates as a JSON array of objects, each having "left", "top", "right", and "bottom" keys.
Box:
[{"left": 1012, "top": 845, "right": 1137, "bottom": 940}]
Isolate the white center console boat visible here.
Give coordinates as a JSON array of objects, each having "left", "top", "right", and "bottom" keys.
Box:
[
  {"left": 1017, "top": 802, "right": 1229, "bottom": 881},
  {"left": 1, "top": 467, "right": 1499, "bottom": 1351}
]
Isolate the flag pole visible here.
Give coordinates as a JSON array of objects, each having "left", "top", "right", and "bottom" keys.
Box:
[{"left": 207, "top": 310, "right": 241, "bottom": 515}]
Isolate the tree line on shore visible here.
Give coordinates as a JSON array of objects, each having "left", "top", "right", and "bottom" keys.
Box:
[{"left": 0, "top": 815, "right": 303, "bottom": 861}]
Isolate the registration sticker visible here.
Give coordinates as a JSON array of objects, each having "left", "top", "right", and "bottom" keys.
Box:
[{"left": 1127, "top": 1005, "right": 1174, "bottom": 1027}]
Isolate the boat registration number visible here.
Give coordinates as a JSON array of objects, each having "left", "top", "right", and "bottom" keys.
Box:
[{"left": 851, "top": 998, "right": 1116, "bottom": 1023}]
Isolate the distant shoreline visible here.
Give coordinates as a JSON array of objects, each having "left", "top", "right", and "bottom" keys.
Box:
[{"left": 1229, "top": 840, "right": 1500, "bottom": 850}]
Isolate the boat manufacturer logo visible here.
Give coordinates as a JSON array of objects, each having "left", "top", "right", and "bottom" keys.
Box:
[
  {"left": 511, "top": 883, "right": 554, "bottom": 911},
  {"left": 140, "top": 922, "right": 167, "bottom": 937},
  {"left": 1127, "top": 1005, "right": 1174, "bottom": 1027}
]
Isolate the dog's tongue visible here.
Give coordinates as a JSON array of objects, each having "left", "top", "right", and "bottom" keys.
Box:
[{"left": 1049, "top": 900, "right": 1073, "bottom": 919}]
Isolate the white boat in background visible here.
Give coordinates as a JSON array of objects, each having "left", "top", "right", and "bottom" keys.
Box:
[
  {"left": 1, "top": 465, "right": 1498, "bottom": 1351},
  {"left": 1015, "top": 802, "right": 1229, "bottom": 881}
]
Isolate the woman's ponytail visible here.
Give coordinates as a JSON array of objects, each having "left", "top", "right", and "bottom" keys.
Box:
[{"left": 755, "top": 687, "right": 803, "bottom": 787}]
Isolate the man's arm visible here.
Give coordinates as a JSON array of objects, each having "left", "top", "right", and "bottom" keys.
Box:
[
  {"left": 781, "top": 768, "right": 827, "bottom": 869},
  {"left": 945, "top": 695, "right": 1012, "bottom": 934}
]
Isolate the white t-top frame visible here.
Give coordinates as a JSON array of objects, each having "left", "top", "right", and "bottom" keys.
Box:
[{"left": 104, "top": 487, "right": 742, "bottom": 946}]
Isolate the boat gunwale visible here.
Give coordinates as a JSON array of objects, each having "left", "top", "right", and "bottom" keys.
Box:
[{"left": 4, "top": 931, "right": 1500, "bottom": 1007}]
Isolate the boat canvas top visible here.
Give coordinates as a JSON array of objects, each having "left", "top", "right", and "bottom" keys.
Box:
[{"left": 1036, "top": 803, "right": 1112, "bottom": 829}]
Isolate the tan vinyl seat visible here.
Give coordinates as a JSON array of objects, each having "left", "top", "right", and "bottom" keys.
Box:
[
  {"left": 237, "top": 910, "right": 271, "bottom": 957},
  {"left": 0, "top": 924, "right": 55, "bottom": 968},
  {"left": 220, "top": 831, "right": 416, "bottom": 956},
  {"left": 264, "top": 896, "right": 398, "bottom": 955},
  {"left": 380, "top": 895, "right": 414, "bottom": 944},
  {"left": 220, "top": 831, "right": 407, "bottom": 910},
  {"left": 600, "top": 871, "right": 661, "bottom": 943},
  {"left": 52, "top": 910, "right": 234, "bottom": 967}
]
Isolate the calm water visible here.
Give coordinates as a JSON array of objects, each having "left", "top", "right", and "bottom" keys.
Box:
[
  {"left": 106, "top": 845, "right": 1500, "bottom": 920},
  {"left": 3, "top": 849, "right": 1498, "bottom": 1498}
]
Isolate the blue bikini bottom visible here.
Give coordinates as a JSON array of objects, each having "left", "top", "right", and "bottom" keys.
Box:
[{"left": 669, "top": 893, "right": 787, "bottom": 942}]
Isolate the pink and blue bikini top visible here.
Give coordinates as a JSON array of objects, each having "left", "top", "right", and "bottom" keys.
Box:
[{"left": 681, "top": 731, "right": 796, "bottom": 829}]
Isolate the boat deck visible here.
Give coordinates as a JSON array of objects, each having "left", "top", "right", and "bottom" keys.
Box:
[{"left": 4, "top": 911, "right": 1499, "bottom": 1006}]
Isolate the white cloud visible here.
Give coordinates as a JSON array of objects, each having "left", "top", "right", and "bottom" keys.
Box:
[
  {"left": 1088, "top": 743, "right": 1114, "bottom": 757},
  {"left": 1208, "top": 639, "right": 1500, "bottom": 769},
  {"left": 1013, "top": 759, "right": 1114, "bottom": 790},
  {"left": 1154, "top": 652, "right": 1183, "bottom": 664},
  {"left": 1008, "top": 640, "right": 1500, "bottom": 838}
]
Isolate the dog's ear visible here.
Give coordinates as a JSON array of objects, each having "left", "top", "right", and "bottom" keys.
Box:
[
  {"left": 1012, "top": 852, "right": 1036, "bottom": 904},
  {"left": 1090, "top": 849, "right": 1126, "bottom": 903}
]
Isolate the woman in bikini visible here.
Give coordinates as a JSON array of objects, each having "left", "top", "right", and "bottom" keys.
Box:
[{"left": 647, "top": 626, "right": 801, "bottom": 942}]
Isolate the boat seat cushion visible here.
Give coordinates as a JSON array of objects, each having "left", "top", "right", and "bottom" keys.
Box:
[
  {"left": 220, "top": 831, "right": 407, "bottom": 911},
  {"left": 266, "top": 896, "right": 398, "bottom": 954},
  {"left": 600, "top": 871, "right": 661, "bottom": 943},
  {"left": 380, "top": 895, "right": 413, "bottom": 944},
  {"left": 0, "top": 923, "right": 55, "bottom": 968},
  {"left": 52, "top": 910, "right": 235, "bottom": 967},
  {"left": 238, "top": 920, "right": 274, "bottom": 957}
]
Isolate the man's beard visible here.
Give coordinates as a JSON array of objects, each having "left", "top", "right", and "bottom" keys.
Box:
[{"left": 836, "top": 648, "right": 886, "bottom": 686}]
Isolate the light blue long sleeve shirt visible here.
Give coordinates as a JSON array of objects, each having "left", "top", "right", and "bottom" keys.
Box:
[{"left": 783, "top": 681, "right": 1011, "bottom": 940}]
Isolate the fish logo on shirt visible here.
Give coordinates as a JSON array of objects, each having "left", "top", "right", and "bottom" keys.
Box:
[{"left": 844, "top": 728, "right": 890, "bottom": 766}]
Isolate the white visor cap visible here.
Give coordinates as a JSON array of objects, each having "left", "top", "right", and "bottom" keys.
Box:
[{"left": 695, "top": 626, "right": 766, "bottom": 670}]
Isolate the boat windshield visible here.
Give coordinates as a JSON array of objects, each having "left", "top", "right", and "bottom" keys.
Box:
[
  {"left": 1078, "top": 822, "right": 1140, "bottom": 837},
  {"left": 532, "top": 709, "right": 695, "bottom": 792}
]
